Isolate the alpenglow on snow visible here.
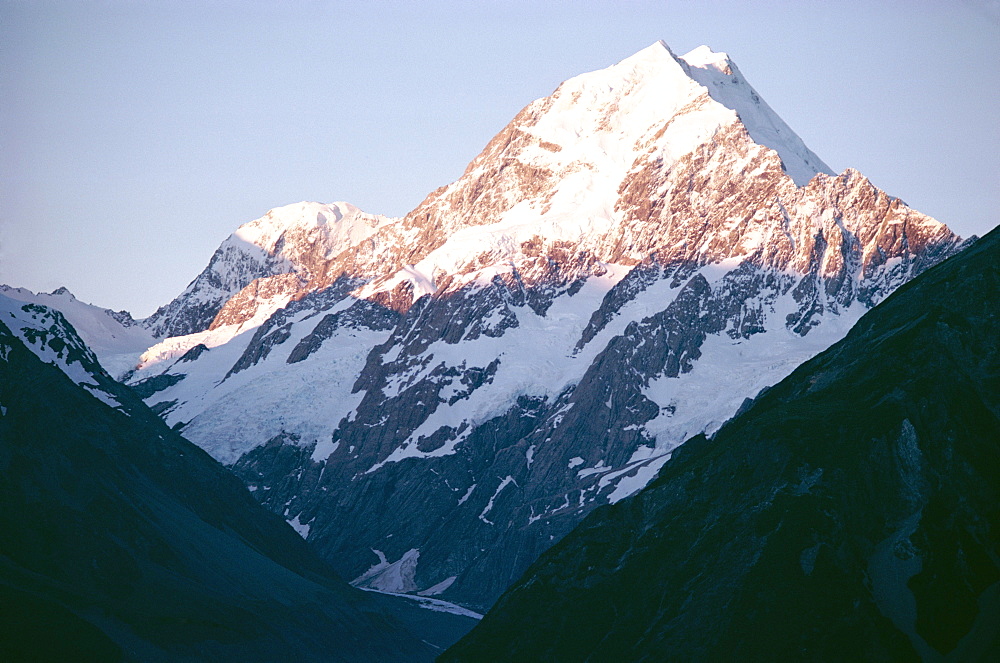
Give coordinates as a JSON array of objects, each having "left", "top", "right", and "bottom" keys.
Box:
[{"left": 44, "top": 41, "right": 965, "bottom": 611}]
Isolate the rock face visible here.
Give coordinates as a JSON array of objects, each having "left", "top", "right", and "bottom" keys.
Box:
[
  {"left": 0, "top": 294, "right": 478, "bottom": 661},
  {"left": 443, "top": 225, "right": 1000, "bottom": 662},
  {"left": 125, "top": 42, "right": 965, "bottom": 610}
]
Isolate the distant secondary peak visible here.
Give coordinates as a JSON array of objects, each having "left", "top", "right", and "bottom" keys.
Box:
[
  {"left": 49, "top": 286, "right": 75, "bottom": 298},
  {"left": 681, "top": 45, "right": 733, "bottom": 74},
  {"left": 235, "top": 201, "right": 373, "bottom": 247},
  {"left": 673, "top": 43, "right": 833, "bottom": 186}
]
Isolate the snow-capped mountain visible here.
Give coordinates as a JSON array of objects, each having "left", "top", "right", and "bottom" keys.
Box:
[
  {"left": 0, "top": 284, "right": 156, "bottom": 379},
  {"left": 0, "top": 291, "right": 144, "bottom": 414},
  {"left": 107, "top": 41, "right": 965, "bottom": 610}
]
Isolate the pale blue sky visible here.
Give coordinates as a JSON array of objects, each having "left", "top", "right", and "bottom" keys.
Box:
[{"left": 2, "top": 0, "right": 997, "bottom": 316}]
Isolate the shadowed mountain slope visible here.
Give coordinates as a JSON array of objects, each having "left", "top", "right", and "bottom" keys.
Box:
[
  {"left": 444, "top": 226, "right": 999, "bottom": 661},
  {"left": 0, "top": 296, "right": 475, "bottom": 661}
]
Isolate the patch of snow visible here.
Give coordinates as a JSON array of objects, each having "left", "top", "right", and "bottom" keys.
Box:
[
  {"left": 311, "top": 438, "right": 339, "bottom": 462},
  {"left": 417, "top": 576, "right": 457, "bottom": 596},
  {"left": 457, "top": 483, "right": 476, "bottom": 505},
  {"left": 605, "top": 453, "right": 672, "bottom": 503},
  {"left": 352, "top": 548, "right": 420, "bottom": 594},
  {"left": 478, "top": 476, "right": 516, "bottom": 525},
  {"left": 80, "top": 382, "right": 125, "bottom": 410},
  {"left": 358, "top": 587, "right": 483, "bottom": 620},
  {"left": 577, "top": 460, "right": 610, "bottom": 478},
  {"left": 400, "top": 264, "right": 437, "bottom": 299},
  {"left": 287, "top": 514, "right": 311, "bottom": 539},
  {"left": 626, "top": 445, "right": 659, "bottom": 464},
  {"left": 527, "top": 506, "right": 543, "bottom": 525}
]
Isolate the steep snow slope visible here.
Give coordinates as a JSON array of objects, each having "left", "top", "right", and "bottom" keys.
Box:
[{"left": 127, "top": 42, "right": 965, "bottom": 610}]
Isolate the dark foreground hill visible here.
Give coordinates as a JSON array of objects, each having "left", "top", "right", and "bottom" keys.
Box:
[
  {"left": 444, "top": 226, "right": 1000, "bottom": 661},
  {"left": 0, "top": 300, "right": 474, "bottom": 662}
]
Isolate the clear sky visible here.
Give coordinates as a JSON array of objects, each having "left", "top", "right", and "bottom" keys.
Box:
[{"left": 2, "top": 0, "right": 997, "bottom": 317}]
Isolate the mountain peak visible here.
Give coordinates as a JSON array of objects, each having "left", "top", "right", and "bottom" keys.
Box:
[
  {"left": 604, "top": 39, "right": 690, "bottom": 82},
  {"left": 624, "top": 39, "right": 676, "bottom": 61},
  {"left": 520, "top": 40, "right": 830, "bottom": 187},
  {"left": 236, "top": 201, "right": 367, "bottom": 247}
]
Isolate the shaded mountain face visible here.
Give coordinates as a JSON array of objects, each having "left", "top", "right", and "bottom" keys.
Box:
[
  {"left": 0, "top": 294, "right": 476, "bottom": 661},
  {"left": 443, "top": 226, "right": 1000, "bottom": 661},
  {"left": 117, "top": 41, "right": 966, "bottom": 610}
]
